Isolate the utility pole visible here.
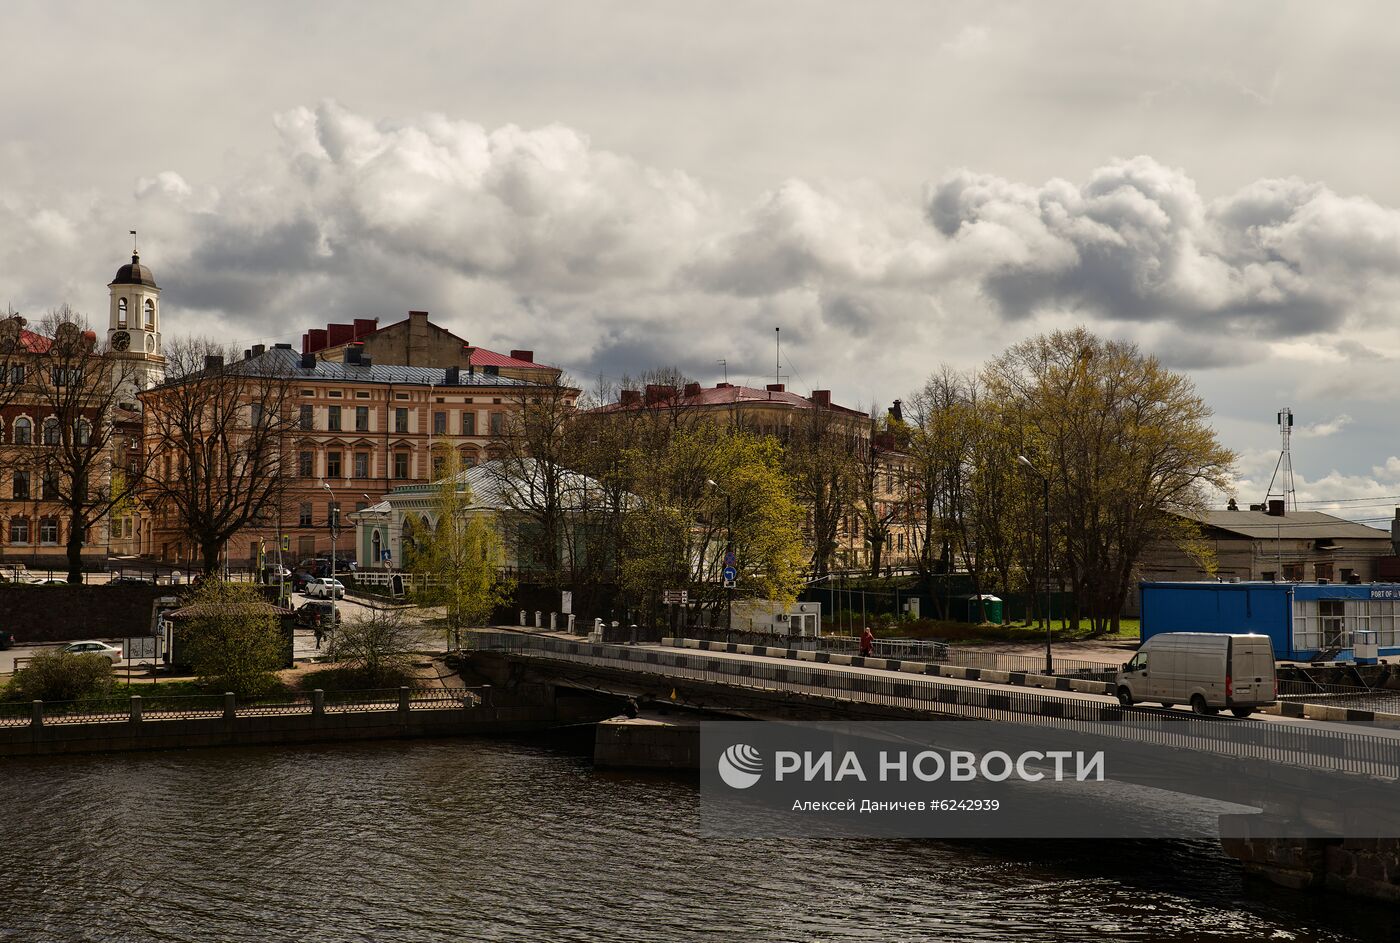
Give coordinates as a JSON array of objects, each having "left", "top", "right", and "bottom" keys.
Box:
[{"left": 1017, "top": 455, "right": 1053, "bottom": 675}]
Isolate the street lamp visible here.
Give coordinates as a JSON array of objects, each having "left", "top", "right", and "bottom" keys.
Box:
[
  {"left": 321, "top": 480, "right": 338, "bottom": 578},
  {"left": 1016, "top": 454, "right": 1053, "bottom": 674},
  {"left": 706, "top": 479, "right": 734, "bottom": 637}
]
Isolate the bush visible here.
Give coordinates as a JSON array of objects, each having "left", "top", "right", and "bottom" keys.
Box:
[
  {"left": 326, "top": 607, "right": 424, "bottom": 687},
  {"left": 7, "top": 650, "right": 115, "bottom": 702}
]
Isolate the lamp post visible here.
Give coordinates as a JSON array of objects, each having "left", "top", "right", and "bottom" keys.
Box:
[
  {"left": 706, "top": 479, "right": 734, "bottom": 637},
  {"left": 321, "top": 480, "right": 338, "bottom": 578},
  {"left": 1016, "top": 455, "right": 1052, "bottom": 674}
]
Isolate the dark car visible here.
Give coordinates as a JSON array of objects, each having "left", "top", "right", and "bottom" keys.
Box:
[
  {"left": 0, "top": 629, "right": 15, "bottom": 650},
  {"left": 109, "top": 575, "right": 156, "bottom": 585},
  {"left": 295, "top": 601, "right": 340, "bottom": 628},
  {"left": 292, "top": 570, "right": 315, "bottom": 593}
]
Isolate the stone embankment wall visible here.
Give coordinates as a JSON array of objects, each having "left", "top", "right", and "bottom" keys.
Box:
[
  {"left": 1221, "top": 813, "right": 1400, "bottom": 902},
  {"left": 0, "top": 584, "right": 172, "bottom": 642}
]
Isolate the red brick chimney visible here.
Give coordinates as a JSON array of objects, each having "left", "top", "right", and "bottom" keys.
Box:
[
  {"left": 683, "top": 382, "right": 702, "bottom": 397},
  {"left": 645, "top": 384, "right": 674, "bottom": 405},
  {"left": 766, "top": 383, "right": 786, "bottom": 393},
  {"left": 811, "top": 389, "right": 831, "bottom": 407},
  {"left": 620, "top": 389, "right": 641, "bottom": 406},
  {"left": 509, "top": 349, "right": 535, "bottom": 363}
]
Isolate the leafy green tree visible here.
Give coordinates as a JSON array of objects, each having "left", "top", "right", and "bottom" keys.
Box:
[
  {"left": 621, "top": 421, "right": 805, "bottom": 626},
  {"left": 408, "top": 450, "right": 511, "bottom": 646},
  {"left": 181, "top": 580, "right": 286, "bottom": 697}
]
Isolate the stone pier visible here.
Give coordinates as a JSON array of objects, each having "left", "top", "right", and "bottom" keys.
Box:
[{"left": 1220, "top": 813, "right": 1400, "bottom": 902}]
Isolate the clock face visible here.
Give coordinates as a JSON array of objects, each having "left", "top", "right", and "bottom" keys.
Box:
[
  {"left": 145, "top": 335, "right": 155, "bottom": 353},
  {"left": 111, "top": 331, "right": 131, "bottom": 352}
]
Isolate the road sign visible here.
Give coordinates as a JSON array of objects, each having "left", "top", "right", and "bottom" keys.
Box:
[
  {"left": 724, "top": 550, "right": 737, "bottom": 568},
  {"left": 723, "top": 579, "right": 737, "bottom": 589},
  {"left": 721, "top": 565, "right": 738, "bottom": 582},
  {"left": 381, "top": 550, "right": 392, "bottom": 562},
  {"left": 663, "top": 589, "right": 688, "bottom": 605}
]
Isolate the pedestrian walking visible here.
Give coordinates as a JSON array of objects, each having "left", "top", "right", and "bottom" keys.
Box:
[
  {"left": 313, "top": 614, "right": 324, "bottom": 650},
  {"left": 860, "top": 626, "right": 874, "bottom": 658}
]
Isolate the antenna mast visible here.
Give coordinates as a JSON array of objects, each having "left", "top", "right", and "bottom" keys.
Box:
[
  {"left": 1265, "top": 407, "right": 1297, "bottom": 511},
  {"left": 717, "top": 359, "right": 727, "bottom": 383},
  {"left": 775, "top": 327, "right": 780, "bottom": 386}
]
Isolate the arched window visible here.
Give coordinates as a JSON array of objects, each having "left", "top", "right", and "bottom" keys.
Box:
[
  {"left": 117, "top": 298, "right": 128, "bottom": 328},
  {"left": 75, "top": 419, "right": 91, "bottom": 445},
  {"left": 144, "top": 299, "right": 155, "bottom": 329},
  {"left": 13, "top": 417, "right": 31, "bottom": 445},
  {"left": 8, "top": 517, "right": 29, "bottom": 545},
  {"left": 43, "top": 417, "right": 61, "bottom": 445}
]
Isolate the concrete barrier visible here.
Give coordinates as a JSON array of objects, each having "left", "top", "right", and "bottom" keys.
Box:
[
  {"left": 980, "top": 669, "right": 1011, "bottom": 684},
  {"left": 797, "top": 650, "right": 817, "bottom": 662},
  {"left": 899, "top": 661, "right": 925, "bottom": 674},
  {"left": 829, "top": 654, "right": 853, "bottom": 666}
]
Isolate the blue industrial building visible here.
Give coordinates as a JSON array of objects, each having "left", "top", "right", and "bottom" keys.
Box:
[{"left": 1140, "top": 581, "right": 1400, "bottom": 661}]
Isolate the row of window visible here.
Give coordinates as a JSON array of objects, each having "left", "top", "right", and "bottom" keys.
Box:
[
  {"left": 9, "top": 469, "right": 62, "bottom": 500},
  {"left": 115, "top": 298, "right": 156, "bottom": 329},
  {"left": 297, "top": 448, "right": 486, "bottom": 481},
  {"left": 297, "top": 405, "right": 505, "bottom": 435},
  {"left": 1, "top": 417, "right": 93, "bottom": 446},
  {"left": 4, "top": 516, "right": 62, "bottom": 545},
  {"left": 0, "top": 366, "right": 86, "bottom": 387}
]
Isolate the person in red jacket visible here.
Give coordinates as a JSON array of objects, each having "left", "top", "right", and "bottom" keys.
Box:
[{"left": 860, "top": 626, "right": 874, "bottom": 658}]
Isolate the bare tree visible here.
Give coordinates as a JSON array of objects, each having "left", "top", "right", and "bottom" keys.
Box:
[
  {"left": 139, "top": 338, "right": 296, "bottom": 575},
  {"left": 783, "top": 405, "right": 861, "bottom": 578},
  {"left": 25, "top": 308, "right": 150, "bottom": 581}
]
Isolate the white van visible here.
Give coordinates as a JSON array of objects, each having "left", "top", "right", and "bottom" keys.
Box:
[{"left": 1115, "top": 632, "right": 1276, "bottom": 717}]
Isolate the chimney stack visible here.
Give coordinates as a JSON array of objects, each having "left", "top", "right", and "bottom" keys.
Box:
[
  {"left": 620, "top": 389, "right": 641, "bottom": 406},
  {"left": 766, "top": 383, "right": 785, "bottom": 393},
  {"left": 509, "top": 349, "right": 535, "bottom": 363},
  {"left": 645, "top": 384, "right": 673, "bottom": 406},
  {"left": 445, "top": 366, "right": 460, "bottom": 385},
  {"left": 1266, "top": 499, "right": 1286, "bottom": 517},
  {"left": 811, "top": 389, "right": 831, "bottom": 408},
  {"left": 204, "top": 354, "right": 224, "bottom": 371},
  {"left": 684, "top": 382, "right": 702, "bottom": 397},
  {"left": 346, "top": 343, "right": 363, "bottom": 365},
  {"left": 300, "top": 352, "right": 316, "bottom": 369}
]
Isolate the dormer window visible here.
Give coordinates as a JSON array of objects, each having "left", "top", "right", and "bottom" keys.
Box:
[
  {"left": 144, "top": 299, "right": 155, "bottom": 329},
  {"left": 117, "top": 299, "right": 128, "bottom": 328}
]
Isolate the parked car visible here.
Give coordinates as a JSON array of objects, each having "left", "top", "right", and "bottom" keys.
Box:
[
  {"left": 304, "top": 578, "right": 346, "bottom": 600},
  {"left": 0, "top": 630, "right": 15, "bottom": 650},
  {"left": 262, "top": 565, "right": 292, "bottom": 580},
  {"left": 1115, "top": 632, "right": 1277, "bottom": 717},
  {"left": 62, "top": 640, "right": 123, "bottom": 663},
  {"left": 295, "top": 600, "right": 341, "bottom": 629},
  {"left": 109, "top": 575, "right": 156, "bottom": 585}
]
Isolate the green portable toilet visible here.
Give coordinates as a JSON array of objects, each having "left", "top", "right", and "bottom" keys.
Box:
[{"left": 968, "top": 594, "right": 1003, "bottom": 625}]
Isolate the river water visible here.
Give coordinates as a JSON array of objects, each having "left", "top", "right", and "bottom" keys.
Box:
[{"left": 0, "top": 738, "right": 1392, "bottom": 942}]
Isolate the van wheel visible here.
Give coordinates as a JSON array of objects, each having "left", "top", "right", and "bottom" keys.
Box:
[
  {"left": 1190, "top": 694, "right": 1217, "bottom": 716},
  {"left": 1230, "top": 707, "right": 1254, "bottom": 718},
  {"left": 1116, "top": 687, "right": 1133, "bottom": 707}
]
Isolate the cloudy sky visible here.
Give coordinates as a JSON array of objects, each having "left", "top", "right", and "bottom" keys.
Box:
[{"left": 5, "top": 1, "right": 1400, "bottom": 518}]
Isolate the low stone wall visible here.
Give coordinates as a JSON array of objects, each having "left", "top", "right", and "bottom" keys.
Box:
[
  {"left": 1221, "top": 813, "right": 1400, "bottom": 902},
  {"left": 0, "top": 584, "right": 174, "bottom": 643},
  {"left": 594, "top": 715, "right": 699, "bottom": 770}
]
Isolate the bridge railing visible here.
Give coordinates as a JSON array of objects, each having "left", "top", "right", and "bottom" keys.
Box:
[
  {"left": 666, "top": 631, "right": 1119, "bottom": 681},
  {"left": 467, "top": 630, "right": 1400, "bottom": 780}
]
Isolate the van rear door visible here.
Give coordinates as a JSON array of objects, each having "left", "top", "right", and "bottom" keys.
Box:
[{"left": 1229, "top": 637, "right": 1276, "bottom": 703}]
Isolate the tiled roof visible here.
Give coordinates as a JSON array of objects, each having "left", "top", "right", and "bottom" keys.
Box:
[{"left": 18, "top": 329, "right": 51, "bottom": 353}]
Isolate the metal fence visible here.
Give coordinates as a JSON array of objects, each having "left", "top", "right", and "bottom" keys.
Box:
[
  {"left": 666, "top": 631, "right": 1120, "bottom": 681},
  {"left": 467, "top": 631, "right": 1400, "bottom": 779},
  {"left": 0, "top": 687, "right": 484, "bottom": 729}
]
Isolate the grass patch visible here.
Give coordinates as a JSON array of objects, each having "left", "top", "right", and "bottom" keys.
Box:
[{"left": 296, "top": 664, "right": 418, "bottom": 694}]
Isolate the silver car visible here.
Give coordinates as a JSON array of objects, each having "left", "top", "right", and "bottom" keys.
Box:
[{"left": 62, "top": 640, "right": 123, "bottom": 663}]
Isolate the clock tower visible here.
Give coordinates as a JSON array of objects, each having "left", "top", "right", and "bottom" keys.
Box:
[{"left": 107, "top": 249, "right": 166, "bottom": 409}]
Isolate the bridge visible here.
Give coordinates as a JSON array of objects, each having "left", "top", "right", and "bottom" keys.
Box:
[{"left": 463, "top": 628, "right": 1400, "bottom": 899}]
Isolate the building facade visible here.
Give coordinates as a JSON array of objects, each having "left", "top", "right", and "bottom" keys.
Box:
[
  {"left": 588, "top": 381, "right": 914, "bottom": 572},
  {"left": 140, "top": 346, "right": 573, "bottom": 569}
]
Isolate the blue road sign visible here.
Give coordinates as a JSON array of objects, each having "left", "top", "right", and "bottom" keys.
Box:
[{"left": 722, "top": 565, "right": 738, "bottom": 582}]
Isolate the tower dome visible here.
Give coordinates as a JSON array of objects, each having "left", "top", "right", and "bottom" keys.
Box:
[{"left": 109, "top": 251, "right": 159, "bottom": 289}]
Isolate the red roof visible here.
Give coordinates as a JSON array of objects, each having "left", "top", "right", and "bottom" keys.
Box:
[
  {"left": 467, "top": 348, "right": 549, "bottom": 370},
  {"left": 18, "top": 329, "right": 51, "bottom": 353},
  {"left": 590, "top": 383, "right": 867, "bottom": 417}
]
